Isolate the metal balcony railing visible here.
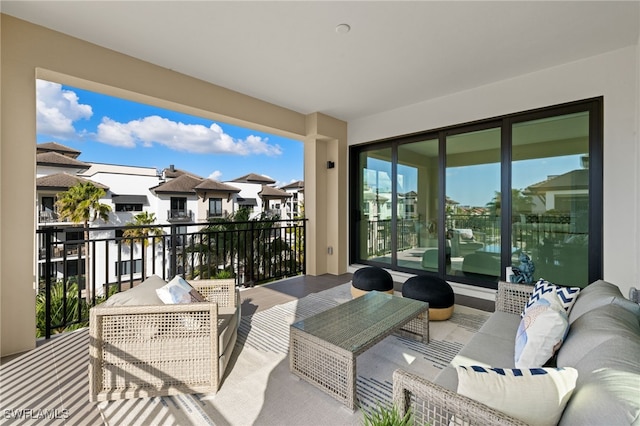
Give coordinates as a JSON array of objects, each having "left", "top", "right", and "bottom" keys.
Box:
[
  {"left": 167, "top": 209, "right": 194, "bottom": 222},
  {"left": 36, "top": 218, "right": 306, "bottom": 339}
]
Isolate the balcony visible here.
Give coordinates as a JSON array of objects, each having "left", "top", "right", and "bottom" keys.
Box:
[
  {"left": 0, "top": 274, "right": 353, "bottom": 424},
  {"left": 167, "top": 209, "right": 194, "bottom": 222},
  {"left": 38, "top": 210, "right": 59, "bottom": 223}
]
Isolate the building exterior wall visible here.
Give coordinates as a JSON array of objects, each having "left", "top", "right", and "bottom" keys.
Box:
[{"left": 349, "top": 46, "right": 640, "bottom": 299}]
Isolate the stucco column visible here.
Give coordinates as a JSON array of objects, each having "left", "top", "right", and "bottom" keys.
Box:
[{"left": 304, "top": 113, "right": 348, "bottom": 276}]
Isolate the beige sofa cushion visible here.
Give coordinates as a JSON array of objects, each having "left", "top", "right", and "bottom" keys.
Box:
[{"left": 103, "top": 275, "right": 166, "bottom": 306}]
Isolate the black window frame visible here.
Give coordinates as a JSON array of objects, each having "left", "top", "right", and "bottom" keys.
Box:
[
  {"left": 115, "top": 203, "right": 143, "bottom": 212},
  {"left": 208, "top": 198, "right": 223, "bottom": 218},
  {"left": 349, "top": 97, "right": 603, "bottom": 289}
]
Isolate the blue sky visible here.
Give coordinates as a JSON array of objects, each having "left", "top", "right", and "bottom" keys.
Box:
[{"left": 36, "top": 79, "right": 303, "bottom": 187}]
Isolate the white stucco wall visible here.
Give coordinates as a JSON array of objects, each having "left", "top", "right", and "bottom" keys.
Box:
[{"left": 349, "top": 46, "right": 640, "bottom": 298}]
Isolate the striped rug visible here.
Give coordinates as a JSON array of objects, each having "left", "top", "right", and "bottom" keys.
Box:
[{"left": 98, "top": 284, "right": 490, "bottom": 425}]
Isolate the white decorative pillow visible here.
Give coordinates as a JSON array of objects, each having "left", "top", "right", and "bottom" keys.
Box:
[
  {"left": 515, "top": 292, "right": 569, "bottom": 368},
  {"left": 456, "top": 366, "right": 578, "bottom": 426},
  {"left": 521, "top": 278, "right": 581, "bottom": 318},
  {"left": 156, "top": 275, "right": 206, "bottom": 304}
]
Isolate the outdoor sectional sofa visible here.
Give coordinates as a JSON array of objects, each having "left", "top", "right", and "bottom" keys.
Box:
[
  {"left": 393, "top": 279, "right": 640, "bottom": 426},
  {"left": 89, "top": 276, "right": 240, "bottom": 402}
]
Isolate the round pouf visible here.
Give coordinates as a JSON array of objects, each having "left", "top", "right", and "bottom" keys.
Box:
[
  {"left": 402, "top": 276, "right": 454, "bottom": 320},
  {"left": 351, "top": 266, "right": 394, "bottom": 298}
]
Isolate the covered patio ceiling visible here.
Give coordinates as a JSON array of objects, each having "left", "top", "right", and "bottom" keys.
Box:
[{"left": 2, "top": 1, "right": 639, "bottom": 122}]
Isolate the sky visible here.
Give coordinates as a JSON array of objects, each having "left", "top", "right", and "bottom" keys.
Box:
[{"left": 36, "top": 79, "right": 303, "bottom": 187}]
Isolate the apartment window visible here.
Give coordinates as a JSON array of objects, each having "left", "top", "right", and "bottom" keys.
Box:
[
  {"left": 170, "top": 197, "right": 188, "bottom": 219},
  {"left": 65, "top": 231, "right": 83, "bottom": 242},
  {"left": 350, "top": 98, "right": 602, "bottom": 289},
  {"left": 115, "top": 203, "right": 143, "bottom": 212},
  {"left": 209, "top": 198, "right": 223, "bottom": 217},
  {"left": 115, "top": 259, "right": 143, "bottom": 276},
  {"left": 41, "top": 196, "right": 55, "bottom": 211}
]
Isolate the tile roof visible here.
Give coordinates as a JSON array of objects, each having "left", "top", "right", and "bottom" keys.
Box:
[
  {"left": 527, "top": 169, "right": 588, "bottom": 192},
  {"left": 162, "top": 166, "right": 201, "bottom": 179},
  {"left": 36, "top": 142, "right": 81, "bottom": 158},
  {"left": 230, "top": 173, "right": 276, "bottom": 184},
  {"left": 36, "top": 172, "right": 109, "bottom": 191},
  {"left": 152, "top": 174, "right": 202, "bottom": 194},
  {"left": 194, "top": 179, "right": 241, "bottom": 193},
  {"left": 280, "top": 180, "right": 304, "bottom": 190},
  {"left": 259, "top": 185, "right": 292, "bottom": 199},
  {"left": 36, "top": 152, "right": 90, "bottom": 169}
]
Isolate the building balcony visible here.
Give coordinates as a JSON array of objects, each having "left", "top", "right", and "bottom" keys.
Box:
[
  {"left": 167, "top": 209, "right": 193, "bottom": 222},
  {"left": 0, "top": 274, "right": 353, "bottom": 424}
]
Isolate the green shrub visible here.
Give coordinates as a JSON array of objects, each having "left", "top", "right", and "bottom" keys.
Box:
[
  {"left": 36, "top": 281, "right": 91, "bottom": 338},
  {"left": 214, "top": 269, "right": 234, "bottom": 279},
  {"left": 362, "top": 402, "right": 413, "bottom": 426}
]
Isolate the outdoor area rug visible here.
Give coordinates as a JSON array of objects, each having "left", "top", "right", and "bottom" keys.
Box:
[{"left": 97, "top": 283, "right": 491, "bottom": 425}]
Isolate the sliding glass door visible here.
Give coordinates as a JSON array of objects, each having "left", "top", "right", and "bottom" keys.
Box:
[
  {"left": 445, "top": 127, "right": 501, "bottom": 280},
  {"left": 512, "top": 111, "right": 591, "bottom": 286},
  {"left": 356, "top": 147, "right": 392, "bottom": 265},
  {"left": 396, "top": 139, "right": 440, "bottom": 272},
  {"left": 350, "top": 98, "right": 601, "bottom": 289}
]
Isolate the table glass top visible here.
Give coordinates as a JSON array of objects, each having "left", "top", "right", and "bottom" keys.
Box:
[{"left": 291, "top": 291, "right": 428, "bottom": 353}]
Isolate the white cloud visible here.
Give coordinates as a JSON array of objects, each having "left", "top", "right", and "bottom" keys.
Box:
[
  {"left": 36, "top": 81, "right": 283, "bottom": 157},
  {"left": 96, "top": 115, "right": 283, "bottom": 156},
  {"left": 36, "top": 80, "right": 93, "bottom": 140},
  {"left": 208, "top": 170, "right": 223, "bottom": 181},
  {"left": 96, "top": 117, "right": 136, "bottom": 147}
]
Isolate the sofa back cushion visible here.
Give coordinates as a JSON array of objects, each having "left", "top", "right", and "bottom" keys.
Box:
[
  {"left": 568, "top": 279, "right": 640, "bottom": 323},
  {"left": 558, "top": 339, "right": 640, "bottom": 426},
  {"left": 557, "top": 303, "right": 640, "bottom": 367},
  {"left": 557, "top": 301, "right": 640, "bottom": 426},
  {"left": 103, "top": 275, "right": 166, "bottom": 306}
]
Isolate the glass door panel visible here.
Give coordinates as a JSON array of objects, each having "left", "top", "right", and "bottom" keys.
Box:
[
  {"left": 446, "top": 127, "right": 501, "bottom": 280},
  {"left": 357, "top": 148, "right": 392, "bottom": 264},
  {"left": 396, "top": 139, "right": 441, "bottom": 272},
  {"left": 512, "top": 112, "right": 590, "bottom": 286}
]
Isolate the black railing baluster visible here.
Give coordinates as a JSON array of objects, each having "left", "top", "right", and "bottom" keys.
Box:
[{"left": 44, "top": 228, "right": 53, "bottom": 339}]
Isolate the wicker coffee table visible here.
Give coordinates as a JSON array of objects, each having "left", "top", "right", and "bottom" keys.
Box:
[{"left": 289, "top": 291, "right": 429, "bottom": 410}]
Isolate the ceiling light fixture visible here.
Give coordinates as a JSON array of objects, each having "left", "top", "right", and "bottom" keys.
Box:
[{"left": 335, "top": 23, "right": 351, "bottom": 34}]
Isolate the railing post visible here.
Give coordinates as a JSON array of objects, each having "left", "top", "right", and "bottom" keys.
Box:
[
  {"left": 44, "top": 227, "right": 53, "bottom": 339},
  {"left": 302, "top": 219, "right": 307, "bottom": 275},
  {"left": 170, "top": 224, "right": 178, "bottom": 277}
]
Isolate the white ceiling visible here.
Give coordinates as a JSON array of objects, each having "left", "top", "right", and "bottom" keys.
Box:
[{"left": 2, "top": 1, "right": 639, "bottom": 122}]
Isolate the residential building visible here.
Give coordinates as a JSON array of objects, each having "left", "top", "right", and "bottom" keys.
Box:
[
  {"left": 280, "top": 180, "right": 304, "bottom": 220},
  {"left": 35, "top": 142, "right": 297, "bottom": 292}
]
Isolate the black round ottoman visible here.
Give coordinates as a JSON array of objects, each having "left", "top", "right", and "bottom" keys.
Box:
[
  {"left": 351, "top": 266, "right": 394, "bottom": 298},
  {"left": 402, "top": 276, "right": 454, "bottom": 320}
]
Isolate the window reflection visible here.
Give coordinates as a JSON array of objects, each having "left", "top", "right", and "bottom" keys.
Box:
[
  {"left": 396, "top": 140, "right": 440, "bottom": 272},
  {"left": 358, "top": 148, "right": 392, "bottom": 264},
  {"left": 512, "top": 112, "right": 590, "bottom": 286},
  {"left": 446, "top": 127, "right": 501, "bottom": 280}
]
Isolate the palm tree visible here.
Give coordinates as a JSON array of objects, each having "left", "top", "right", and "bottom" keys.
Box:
[
  {"left": 486, "top": 189, "right": 534, "bottom": 216},
  {"left": 123, "top": 211, "right": 164, "bottom": 247},
  {"left": 55, "top": 181, "right": 111, "bottom": 301}
]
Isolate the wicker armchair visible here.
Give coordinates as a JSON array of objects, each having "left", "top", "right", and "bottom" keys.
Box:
[
  {"left": 89, "top": 279, "right": 239, "bottom": 402},
  {"left": 392, "top": 281, "right": 534, "bottom": 426}
]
